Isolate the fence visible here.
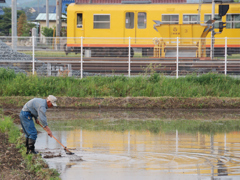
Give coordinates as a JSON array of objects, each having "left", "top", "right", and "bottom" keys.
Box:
[{"left": 0, "top": 36, "right": 240, "bottom": 78}]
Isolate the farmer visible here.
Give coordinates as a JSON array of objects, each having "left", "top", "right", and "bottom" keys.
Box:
[{"left": 19, "top": 95, "right": 57, "bottom": 154}]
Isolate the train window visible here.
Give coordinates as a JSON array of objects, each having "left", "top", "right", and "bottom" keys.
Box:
[
  {"left": 138, "top": 12, "right": 146, "bottom": 29},
  {"left": 93, "top": 14, "right": 110, "bottom": 29},
  {"left": 183, "top": 15, "right": 199, "bottom": 24},
  {"left": 226, "top": 14, "right": 240, "bottom": 29},
  {"left": 77, "top": 13, "right": 82, "bottom": 28},
  {"left": 126, "top": 12, "right": 134, "bottom": 29},
  {"left": 162, "top": 15, "right": 179, "bottom": 24},
  {"left": 204, "top": 14, "right": 221, "bottom": 28}
]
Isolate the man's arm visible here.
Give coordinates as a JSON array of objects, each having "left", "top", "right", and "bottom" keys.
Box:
[
  {"left": 44, "top": 126, "right": 53, "bottom": 137},
  {"left": 38, "top": 107, "right": 52, "bottom": 137},
  {"left": 38, "top": 106, "right": 48, "bottom": 127}
]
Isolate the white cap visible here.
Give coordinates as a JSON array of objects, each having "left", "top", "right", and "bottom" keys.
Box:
[{"left": 47, "top": 95, "right": 57, "bottom": 106}]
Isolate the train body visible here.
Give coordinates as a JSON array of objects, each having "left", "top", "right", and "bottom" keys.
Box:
[{"left": 66, "top": 3, "right": 240, "bottom": 57}]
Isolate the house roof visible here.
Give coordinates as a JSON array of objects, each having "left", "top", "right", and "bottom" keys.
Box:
[
  {"left": 32, "top": 6, "right": 56, "bottom": 13},
  {"left": 35, "top": 13, "right": 66, "bottom": 21}
]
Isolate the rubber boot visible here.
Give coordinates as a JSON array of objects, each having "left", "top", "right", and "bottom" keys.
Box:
[
  {"left": 28, "top": 138, "right": 38, "bottom": 154},
  {"left": 25, "top": 137, "right": 30, "bottom": 154}
]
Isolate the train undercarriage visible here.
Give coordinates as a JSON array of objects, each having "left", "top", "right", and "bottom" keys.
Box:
[
  {"left": 64, "top": 44, "right": 135, "bottom": 57},
  {"left": 64, "top": 44, "right": 239, "bottom": 58}
]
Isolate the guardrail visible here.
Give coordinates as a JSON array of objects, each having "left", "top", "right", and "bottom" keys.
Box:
[{"left": 0, "top": 36, "right": 240, "bottom": 78}]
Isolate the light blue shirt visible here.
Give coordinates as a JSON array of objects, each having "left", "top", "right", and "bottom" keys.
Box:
[{"left": 22, "top": 98, "right": 48, "bottom": 127}]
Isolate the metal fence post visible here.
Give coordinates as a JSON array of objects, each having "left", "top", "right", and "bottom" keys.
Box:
[
  {"left": 128, "top": 37, "right": 131, "bottom": 77},
  {"left": 32, "top": 36, "right": 35, "bottom": 75},
  {"left": 176, "top": 37, "right": 179, "bottom": 79},
  {"left": 225, "top": 37, "right": 227, "bottom": 76},
  {"left": 81, "top": 36, "right": 83, "bottom": 79}
]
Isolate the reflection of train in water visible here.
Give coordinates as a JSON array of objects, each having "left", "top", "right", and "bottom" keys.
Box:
[{"left": 66, "top": 2, "right": 240, "bottom": 57}]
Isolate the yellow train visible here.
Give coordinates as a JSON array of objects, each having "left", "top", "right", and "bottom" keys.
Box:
[{"left": 66, "top": 2, "right": 240, "bottom": 57}]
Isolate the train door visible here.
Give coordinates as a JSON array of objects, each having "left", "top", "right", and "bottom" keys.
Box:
[
  {"left": 124, "top": 12, "right": 136, "bottom": 42},
  {"left": 124, "top": 12, "right": 147, "bottom": 43},
  {"left": 136, "top": 12, "right": 147, "bottom": 38},
  {"left": 75, "top": 12, "right": 84, "bottom": 38}
]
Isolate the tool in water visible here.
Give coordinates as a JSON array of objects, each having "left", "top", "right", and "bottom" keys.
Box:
[{"left": 38, "top": 123, "right": 74, "bottom": 155}]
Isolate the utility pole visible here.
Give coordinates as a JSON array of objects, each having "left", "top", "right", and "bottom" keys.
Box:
[
  {"left": 46, "top": 0, "right": 49, "bottom": 27},
  {"left": 210, "top": 0, "right": 215, "bottom": 59},
  {"left": 11, "top": 0, "right": 17, "bottom": 50},
  {"left": 56, "top": 0, "right": 62, "bottom": 49}
]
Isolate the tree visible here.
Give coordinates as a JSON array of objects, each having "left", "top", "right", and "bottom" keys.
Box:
[
  {"left": 0, "top": 7, "right": 11, "bottom": 36},
  {"left": 17, "top": 13, "right": 27, "bottom": 36},
  {"left": 0, "top": 7, "right": 25, "bottom": 36},
  {"left": 17, "top": 13, "right": 36, "bottom": 36},
  {"left": 41, "top": 27, "right": 54, "bottom": 37}
]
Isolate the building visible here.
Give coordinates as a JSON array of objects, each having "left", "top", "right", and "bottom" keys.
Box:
[{"left": 35, "top": 13, "right": 67, "bottom": 39}]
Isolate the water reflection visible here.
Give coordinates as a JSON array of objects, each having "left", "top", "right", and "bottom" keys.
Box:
[
  {"left": 37, "top": 125, "right": 240, "bottom": 180},
  {"left": 31, "top": 108, "right": 240, "bottom": 179}
]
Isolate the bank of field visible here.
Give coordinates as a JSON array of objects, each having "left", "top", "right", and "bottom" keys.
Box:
[
  {"left": 0, "top": 109, "right": 60, "bottom": 179},
  {"left": 1, "top": 67, "right": 240, "bottom": 98}
]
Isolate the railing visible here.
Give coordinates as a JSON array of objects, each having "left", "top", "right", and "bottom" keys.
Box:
[{"left": 0, "top": 36, "right": 240, "bottom": 78}]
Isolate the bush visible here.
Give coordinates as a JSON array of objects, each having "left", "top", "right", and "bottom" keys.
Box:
[{"left": 1, "top": 68, "right": 240, "bottom": 97}]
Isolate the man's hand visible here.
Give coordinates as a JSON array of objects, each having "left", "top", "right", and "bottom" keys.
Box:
[
  {"left": 35, "top": 119, "right": 40, "bottom": 125},
  {"left": 44, "top": 126, "right": 53, "bottom": 138}
]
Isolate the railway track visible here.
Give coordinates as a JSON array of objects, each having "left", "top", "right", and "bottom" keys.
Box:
[
  {"left": 1, "top": 57, "right": 240, "bottom": 76},
  {"left": 35, "top": 57, "right": 240, "bottom": 75}
]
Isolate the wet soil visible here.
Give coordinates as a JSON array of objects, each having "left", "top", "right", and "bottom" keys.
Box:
[
  {"left": 0, "top": 133, "right": 41, "bottom": 180},
  {"left": 2, "top": 96, "right": 240, "bottom": 110},
  {"left": 4, "top": 108, "right": 240, "bottom": 126},
  {"left": 43, "top": 151, "right": 62, "bottom": 158},
  {"left": 1, "top": 96, "right": 240, "bottom": 179},
  {"left": 2, "top": 96, "right": 240, "bottom": 125}
]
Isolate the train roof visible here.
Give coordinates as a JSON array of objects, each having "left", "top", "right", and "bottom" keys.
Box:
[
  {"left": 75, "top": 0, "right": 187, "bottom": 3},
  {"left": 75, "top": 0, "right": 237, "bottom": 3}
]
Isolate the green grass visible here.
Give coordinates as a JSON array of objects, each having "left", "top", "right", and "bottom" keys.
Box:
[
  {"left": 0, "top": 116, "right": 20, "bottom": 143},
  {"left": 1, "top": 67, "right": 240, "bottom": 97},
  {"left": 217, "top": 54, "right": 240, "bottom": 60}
]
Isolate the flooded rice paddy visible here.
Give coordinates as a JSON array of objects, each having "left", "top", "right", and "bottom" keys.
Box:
[{"left": 36, "top": 109, "right": 240, "bottom": 180}]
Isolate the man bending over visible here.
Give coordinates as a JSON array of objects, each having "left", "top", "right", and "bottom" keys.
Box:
[{"left": 19, "top": 95, "right": 57, "bottom": 154}]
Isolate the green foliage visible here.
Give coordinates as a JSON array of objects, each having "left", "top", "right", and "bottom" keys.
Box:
[
  {"left": 0, "top": 116, "right": 13, "bottom": 133},
  {"left": 0, "top": 68, "right": 17, "bottom": 80},
  {"left": 0, "top": 116, "right": 20, "bottom": 143},
  {"left": 0, "top": 7, "right": 25, "bottom": 36},
  {"left": 1, "top": 68, "right": 240, "bottom": 97},
  {"left": 41, "top": 27, "right": 54, "bottom": 37}
]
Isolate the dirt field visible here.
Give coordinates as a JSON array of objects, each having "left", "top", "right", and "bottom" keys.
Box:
[
  {"left": 2, "top": 96, "right": 240, "bottom": 110},
  {"left": 0, "top": 132, "right": 43, "bottom": 180}
]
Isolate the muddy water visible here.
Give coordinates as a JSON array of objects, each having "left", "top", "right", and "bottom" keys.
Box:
[{"left": 36, "top": 109, "right": 240, "bottom": 180}]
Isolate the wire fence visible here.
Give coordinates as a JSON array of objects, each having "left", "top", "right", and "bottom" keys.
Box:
[{"left": 0, "top": 36, "right": 240, "bottom": 78}]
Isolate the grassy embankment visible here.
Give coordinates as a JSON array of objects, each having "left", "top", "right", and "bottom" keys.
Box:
[
  {"left": 1, "top": 67, "right": 240, "bottom": 98},
  {"left": 0, "top": 109, "right": 60, "bottom": 179},
  {"left": 2, "top": 67, "right": 240, "bottom": 109}
]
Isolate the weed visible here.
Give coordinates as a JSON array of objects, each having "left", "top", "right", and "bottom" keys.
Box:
[{"left": 1, "top": 68, "right": 240, "bottom": 98}]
